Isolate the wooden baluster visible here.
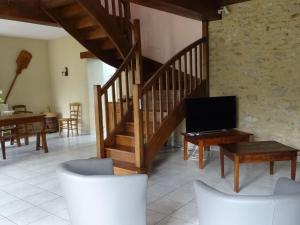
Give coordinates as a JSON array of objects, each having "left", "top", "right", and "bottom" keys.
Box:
[
  {"left": 184, "top": 53, "right": 188, "bottom": 97},
  {"left": 159, "top": 75, "right": 163, "bottom": 123},
  {"left": 133, "top": 84, "right": 144, "bottom": 168},
  {"left": 199, "top": 44, "right": 203, "bottom": 87},
  {"left": 133, "top": 19, "right": 143, "bottom": 84},
  {"left": 104, "top": 92, "right": 110, "bottom": 135},
  {"left": 144, "top": 92, "right": 150, "bottom": 141},
  {"left": 189, "top": 50, "right": 193, "bottom": 93},
  {"left": 118, "top": 0, "right": 123, "bottom": 17},
  {"left": 152, "top": 85, "right": 156, "bottom": 133},
  {"left": 125, "top": 67, "right": 130, "bottom": 110},
  {"left": 111, "top": 0, "right": 116, "bottom": 16},
  {"left": 104, "top": 0, "right": 109, "bottom": 11},
  {"left": 165, "top": 70, "right": 170, "bottom": 114},
  {"left": 94, "top": 85, "right": 105, "bottom": 158},
  {"left": 194, "top": 46, "right": 198, "bottom": 86},
  {"left": 172, "top": 63, "right": 176, "bottom": 108},
  {"left": 118, "top": 76, "right": 124, "bottom": 118},
  {"left": 178, "top": 58, "right": 182, "bottom": 102},
  {"left": 112, "top": 82, "right": 117, "bottom": 128},
  {"left": 131, "top": 59, "right": 136, "bottom": 84}
]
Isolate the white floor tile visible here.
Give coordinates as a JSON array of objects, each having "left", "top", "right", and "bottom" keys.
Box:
[
  {"left": 0, "top": 200, "right": 33, "bottom": 217},
  {"left": 7, "top": 207, "right": 49, "bottom": 225},
  {"left": 0, "top": 134, "right": 299, "bottom": 225},
  {"left": 22, "top": 191, "right": 59, "bottom": 206},
  {"left": 28, "top": 215, "right": 68, "bottom": 225}
]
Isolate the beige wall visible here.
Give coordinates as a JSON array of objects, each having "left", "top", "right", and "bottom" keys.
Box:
[
  {"left": 131, "top": 4, "right": 202, "bottom": 63},
  {"left": 0, "top": 36, "right": 52, "bottom": 113},
  {"left": 210, "top": 0, "right": 300, "bottom": 148},
  {"left": 47, "top": 36, "right": 90, "bottom": 132}
]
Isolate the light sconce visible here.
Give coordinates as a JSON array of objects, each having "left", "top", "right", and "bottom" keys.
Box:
[{"left": 62, "top": 67, "right": 69, "bottom": 76}]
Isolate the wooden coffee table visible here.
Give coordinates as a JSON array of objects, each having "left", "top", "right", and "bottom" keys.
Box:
[
  {"left": 183, "top": 130, "right": 252, "bottom": 169},
  {"left": 220, "top": 141, "right": 299, "bottom": 193}
]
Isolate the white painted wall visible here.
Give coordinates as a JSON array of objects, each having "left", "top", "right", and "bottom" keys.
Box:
[
  {"left": 131, "top": 3, "right": 203, "bottom": 63},
  {"left": 48, "top": 36, "right": 90, "bottom": 133},
  {"left": 0, "top": 36, "right": 52, "bottom": 113}
]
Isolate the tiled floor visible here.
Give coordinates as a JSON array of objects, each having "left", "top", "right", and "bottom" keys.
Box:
[{"left": 0, "top": 134, "right": 299, "bottom": 225}]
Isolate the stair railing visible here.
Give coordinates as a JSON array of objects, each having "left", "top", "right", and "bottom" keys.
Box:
[
  {"left": 94, "top": 19, "right": 142, "bottom": 161},
  {"left": 99, "top": 0, "right": 132, "bottom": 46},
  {"left": 138, "top": 37, "right": 208, "bottom": 153}
]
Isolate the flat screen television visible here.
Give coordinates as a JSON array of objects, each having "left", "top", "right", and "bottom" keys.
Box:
[{"left": 185, "top": 96, "right": 237, "bottom": 133}]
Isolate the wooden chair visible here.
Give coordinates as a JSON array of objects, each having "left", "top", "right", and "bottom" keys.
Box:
[
  {"left": 12, "top": 105, "right": 33, "bottom": 145},
  {"left": 59, "top": 103, "right": 81, "bottom": 137},
  {"left": 12, "top": 105, "right": 32, "bottom": 114},
  {"left": 0, "top": 126, "right": 21, "bottom": 160}
]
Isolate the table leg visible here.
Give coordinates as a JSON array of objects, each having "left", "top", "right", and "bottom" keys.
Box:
[
  {"left": 234, "top": 156, "right": 240, "bottom": 193},
  {"left": 1, "top": 140, "right": 6, "bottom": 160},
  {"left": 41, "top": 119, "right": 48, "bottom": 153},
  {"left": 15, "top": 128, "right": 21, "bottom": 147},
  {"left": 220, "top": 149, "right": 225, "bottom": 178},
  {"left": 184, "top": 137, "right": 188, "bottom": 160},
  {"left": 198, "top": 142, "right": 204, "bottom": 169},
  {"left": 270, "top": 161, "right": 274, "bottom": 175},
  {"left": 67, "top": 121, "right": 70, "bottom": 137},
  {"left": 24, "top": 124, "right": 29, "bottom": 145},
  {"left": 291, "top": 156, "right": 297, "bottom": 180},
  {"left": 36, "top": 133, "right": 41, "bottom": 151}
]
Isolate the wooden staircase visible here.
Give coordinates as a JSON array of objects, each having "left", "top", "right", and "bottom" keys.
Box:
[
  {"left": 40, "top": 0, "right": 209, "bottom": 173},
  {"left": 41, "top": 0, "right": 131, "bottom": 67}
]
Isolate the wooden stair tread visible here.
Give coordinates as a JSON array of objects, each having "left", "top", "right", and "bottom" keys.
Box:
[
  {"left": 105, "top": 145, "right": 135, "bottom": 153},
  {"left": 113, "top": 160, "right": 144, "bottom": 174},
  {"left": 42, "top": 0, "right": 74, "bottom": 9},
  {"left": 59, "top": 3, "right": 86, "bottom": 19},
  {"left": 116, "top": 132, "right": 134, "bottom": 137}
]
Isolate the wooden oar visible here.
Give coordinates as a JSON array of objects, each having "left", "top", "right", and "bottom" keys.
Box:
[{"left": 4, "top": 50, "right": 32, "bottom": 104}]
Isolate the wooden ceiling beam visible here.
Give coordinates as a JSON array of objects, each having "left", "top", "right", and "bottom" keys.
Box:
[
  {"left": 129, "top": 0, "right": 221, "bottom": 21},
  {"left": 218, "top": 0, "right": 250, "bottom": 6},
  {"left": 0, "top": 0, "right": 58, "bottom": 26}
]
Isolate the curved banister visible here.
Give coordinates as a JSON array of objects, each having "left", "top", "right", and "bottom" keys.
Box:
[
  {"left": 101, "top": 42, "right": 138, "bottom": 94},
  {"left": 142, "top": 37, "right": 207, "bottom": 93}
]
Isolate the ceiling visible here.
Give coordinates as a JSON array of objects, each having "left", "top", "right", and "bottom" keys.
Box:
[{"left": 0, "top": 19, "right": 69, "bottom": 40}]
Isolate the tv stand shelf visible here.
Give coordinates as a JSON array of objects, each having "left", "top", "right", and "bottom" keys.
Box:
[{"left": 182, "top": 129, "right": 252, "bottom": 169}]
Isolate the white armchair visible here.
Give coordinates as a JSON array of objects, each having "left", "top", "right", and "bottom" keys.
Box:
[
  {"left": 57, "top": 158, "right": 148, "bottom": 225},
  {"left": 194, "top": 178, "right": 300, "bottom": 225}
]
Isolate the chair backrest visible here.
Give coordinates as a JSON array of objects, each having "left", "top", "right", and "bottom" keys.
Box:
[
  {"left": 12, "top": 105, "right": 30, "bottom": 114},
  {"left": 194, "top": 180, "right": 300, "bottom": 225},
  {"left": 69, "top": 103, "right": 81, "bottom": 120},
  {"left": 57, "top": 158, "right": 148, "bottom": 225}
]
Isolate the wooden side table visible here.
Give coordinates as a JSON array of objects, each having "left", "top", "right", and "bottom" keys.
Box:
[
  {"left": 220, "top": 141, "right": 299, "bottom": 193},
  {"left": 183, "top": 129, "right": 252, "bottom": 169}
]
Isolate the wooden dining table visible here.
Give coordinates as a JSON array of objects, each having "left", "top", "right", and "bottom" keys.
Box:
[{"left": 0, "top": 113, "right": 48, "bottom": 155}]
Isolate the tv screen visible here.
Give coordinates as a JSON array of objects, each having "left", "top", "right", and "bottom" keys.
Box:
[{"left": 185, "top": 96, "right": 237, "bottom": 133}]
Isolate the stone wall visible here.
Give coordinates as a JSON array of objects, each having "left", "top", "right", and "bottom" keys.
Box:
[{"left": 209, "top": 0, "right": 300, "bottom": 148}]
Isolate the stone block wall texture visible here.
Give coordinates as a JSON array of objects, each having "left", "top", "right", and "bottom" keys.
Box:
[{"left": 209, "top": 0, "right": 300, "bottom": 148}]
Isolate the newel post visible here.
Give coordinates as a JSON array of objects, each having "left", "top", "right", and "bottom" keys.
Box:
[
  {"left": 94, "top": 85, "right": 105, "bottom": 158},
  {"left": 133, "top": 84, "right": 144, "bottom": 168},
  {"left": 133, "top": 19, "right": 143, "bottom": 84}
]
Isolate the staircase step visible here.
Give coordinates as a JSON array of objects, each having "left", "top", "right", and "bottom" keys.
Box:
[
  {"left": 125, "top": 122, "right": 160, "bottom": 133},
  {"left": 106, "top": 145, "right": 135, "bottom": 164},
  {"left": 75, "top": 16, "right": 97, "bottom": 29},
  {"left": 113, "top": 160, "right": 144, "bottom": 175},
  {"left": 82, "top": 27, "right": 107, "bottom": 40},
  {"left": 115, "top": 133, "right": 134, "bottom": 147},
  {"left": 42, "top": 0, "right": 74, "bottom": 9},
  {"left": 60, "top": 3, "right": 86, "bottom": 18}
]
